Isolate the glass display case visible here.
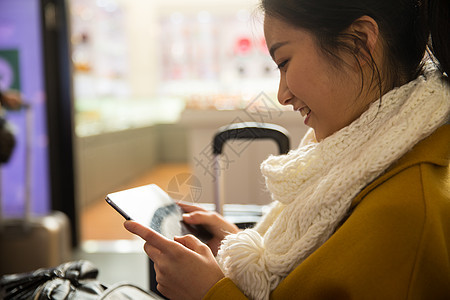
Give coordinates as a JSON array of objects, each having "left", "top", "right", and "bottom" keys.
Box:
[{"left": 69, "top": 0, "right": 280, "bottom": 137}]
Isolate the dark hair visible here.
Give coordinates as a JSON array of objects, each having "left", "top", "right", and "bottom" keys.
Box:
[{"left": 261, "top": 0, "right": 450, "bottom": 93}]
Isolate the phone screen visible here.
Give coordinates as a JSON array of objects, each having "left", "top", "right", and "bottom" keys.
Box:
[{"left": 106, "top": 184, "right": 212, "bottom": 241}]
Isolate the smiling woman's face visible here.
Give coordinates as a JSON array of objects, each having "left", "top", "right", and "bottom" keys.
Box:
[{"left": 264, "top": 15, "right": 375, "bottom": 141}]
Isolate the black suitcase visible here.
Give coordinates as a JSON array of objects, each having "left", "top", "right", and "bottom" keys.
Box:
[{"left": 0, "top": 104, "right": 71, "bottom": 276}]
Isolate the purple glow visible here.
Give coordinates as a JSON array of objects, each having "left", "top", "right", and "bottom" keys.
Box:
[{"left": 0, "top": 0, "right": 50, "bottom": 217}]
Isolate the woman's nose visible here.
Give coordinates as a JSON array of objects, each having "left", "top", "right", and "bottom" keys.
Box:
[{"left": 277, "top": 75, "right": 293, "bottom": 106}]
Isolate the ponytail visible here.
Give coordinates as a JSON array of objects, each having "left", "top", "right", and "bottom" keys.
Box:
[{"left": 428, "top": 0, "right": 450, "bottom": 79}]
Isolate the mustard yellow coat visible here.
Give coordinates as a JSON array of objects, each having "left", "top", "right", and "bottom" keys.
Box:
[{"left": 204, "top": 124, "right": 450, "bottom": 300}]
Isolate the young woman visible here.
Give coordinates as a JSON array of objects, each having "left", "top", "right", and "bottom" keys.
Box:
[{"left": 125, "top": 0, "right": 450, "bottom": 299}]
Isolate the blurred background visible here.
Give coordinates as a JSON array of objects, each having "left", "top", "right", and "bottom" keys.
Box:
[{"left": 0, "top": 0, "right": 307, "bottom": 289}]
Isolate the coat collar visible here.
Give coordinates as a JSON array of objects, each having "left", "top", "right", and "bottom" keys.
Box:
[{"left": 351, "top": 124, "right": 450, "bottom": 209}]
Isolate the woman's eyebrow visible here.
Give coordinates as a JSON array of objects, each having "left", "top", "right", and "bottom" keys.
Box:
[{"left": 269, "top": 41, "right": 289, "bottom": 59}]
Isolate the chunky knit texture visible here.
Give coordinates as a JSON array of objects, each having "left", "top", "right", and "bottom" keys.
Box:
[{"left": 216, "top": 67, "right": 450, "bottom": 300}]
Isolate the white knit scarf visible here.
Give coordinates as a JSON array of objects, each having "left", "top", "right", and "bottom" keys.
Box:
[{"left": 216, "top": 67, "right": 450, "bottom": 300}]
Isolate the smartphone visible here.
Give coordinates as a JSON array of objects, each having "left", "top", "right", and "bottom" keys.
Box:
[{"left": 105, "top": 184, "right": 212, "bottom": 242}]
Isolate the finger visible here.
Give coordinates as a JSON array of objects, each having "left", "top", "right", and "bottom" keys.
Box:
[
  {"left": 183, "top": 211, "right": 239, "bottom": 237},
  {"left": 156, "top": 284, "right": 171, "bottom": 299},
  {"left": 174, "top": 235, "right": 210, "bottom": 255},
  {"left": 124, "top": 221, "right": 172, "bottom": 251},
  {"left": 143, "top": 242, "right": 162, "bottom": 261},
  {"left": 183, "top": 211, "right": 217, "bottom": 226},
  {"left": 154, "top": 269, "right": 173, "bottom": 297},
  {"left": 178, "top": 201, "right": 207, "bottom": 213}
]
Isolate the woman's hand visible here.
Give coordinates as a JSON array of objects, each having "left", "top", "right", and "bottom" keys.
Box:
[
  {"left": 124, "top": 221, "right": 224, "bottom": 300},
  {"left": 178, "top": 202, "right": 240, "bottom": 256}
]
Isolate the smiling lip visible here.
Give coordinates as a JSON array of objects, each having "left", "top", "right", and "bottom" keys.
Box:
[
  {"left": 296, "top": 106, "right": 311, "bottom": 125},
  {"left": 303, "top": 111, "right": 311, "bottom": 125}
]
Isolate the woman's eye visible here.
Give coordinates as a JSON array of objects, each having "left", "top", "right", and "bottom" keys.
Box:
[{"left": 277, "top": 60, "right": 289, "bottom": 70}]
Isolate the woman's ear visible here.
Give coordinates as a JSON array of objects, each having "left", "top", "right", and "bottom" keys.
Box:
[{"left": 349, "top": 16, "right": 380, "bottom": 63}]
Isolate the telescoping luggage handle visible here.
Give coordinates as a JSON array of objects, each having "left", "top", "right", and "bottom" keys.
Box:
[
  {"left": 213, "top": 122, "right": 290, "bottom": 155},
  {"left": 212, "top": 122, "right": 290, "bottom": 214}
]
